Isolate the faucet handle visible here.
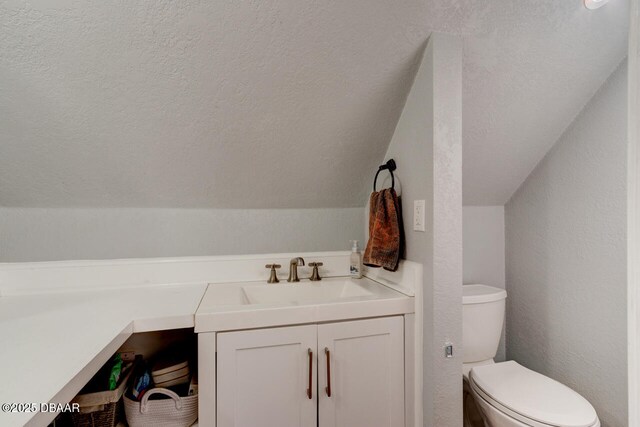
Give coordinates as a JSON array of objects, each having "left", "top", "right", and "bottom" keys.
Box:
[
  {"left": 265, "top": 264, "right": 281, "bottom": 284},
  {"left": 309, "top": 262, "right": 324, "bottom": 281}
]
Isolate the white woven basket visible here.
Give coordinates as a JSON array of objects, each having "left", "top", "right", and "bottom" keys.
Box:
[{"left": 124, "top": 388, "right": 197, "bottom": 427}]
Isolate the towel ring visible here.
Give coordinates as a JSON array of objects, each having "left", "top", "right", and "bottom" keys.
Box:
[{"left": 373, "top": 159, "right": 396, "bottom": 192}]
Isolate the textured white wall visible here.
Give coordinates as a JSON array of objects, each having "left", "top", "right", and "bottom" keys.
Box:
[
  {"left": 0, "top": 207, "right": 364, "bottom": 262},
  {"left": 429, "top": 33, "right": 462, "bottom": 426},
  {"left": 506, "top": 62, "right": 627, "bottom": 426},
  {"left": 379, "top": 38, "right": 433, "bottom": 426},
  {"left": 382, "top": 33, "right": 462, "bottom": 427},
  {"left": 463, "top": 205, "right": 505, "bottom": 361},
  {"left": 463, "top": 206, "right": 505, "bottom": 287},
  {"left": 630, "top": 3, "right": 640, "bottom": 424}
]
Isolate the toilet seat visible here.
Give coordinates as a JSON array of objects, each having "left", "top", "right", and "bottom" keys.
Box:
[{"left": 469, "top": 361, "right": 598, "bottom": 427}]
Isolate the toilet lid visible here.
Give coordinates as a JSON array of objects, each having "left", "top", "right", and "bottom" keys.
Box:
[{"left": 470, "top": 361, "right": 598, "bottom": 427}]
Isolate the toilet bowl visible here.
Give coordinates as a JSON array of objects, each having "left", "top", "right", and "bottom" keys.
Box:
[
  {"left": 462, "top": 285, "right": 600, "bottom": 427},
  {"left": 468, "top": 361, "right": 600, "bottom": 427}
]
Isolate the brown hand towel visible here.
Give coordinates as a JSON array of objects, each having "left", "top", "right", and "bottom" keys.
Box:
[{"left": 363, "top": 188, "right": 401, "bottom": 271}]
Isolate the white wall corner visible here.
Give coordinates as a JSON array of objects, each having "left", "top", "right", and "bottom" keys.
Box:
[
  {"left": 429, "top": 32, "right": 463, "bottom": 427},
  {"left": 628, "top": 0, "right": 640, "bottom": 425}
]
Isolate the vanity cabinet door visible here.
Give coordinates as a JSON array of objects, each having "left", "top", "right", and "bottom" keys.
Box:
[
  {"left": 216, "top": 325, "right": 317, "bottom": 427},
  {"left": 318, "top": 316, "right": 404, "bottom": 427}
]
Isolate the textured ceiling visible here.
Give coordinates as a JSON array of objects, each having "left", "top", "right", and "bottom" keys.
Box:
[
  {"left": 0, "top": 0, "right": 630, "bottom": 208},
  {"left": 456, "top": 0, "right": 629, "bottom": 205},
  {"left": 0, "top": 0, "right": 429, "bottom": 208}
]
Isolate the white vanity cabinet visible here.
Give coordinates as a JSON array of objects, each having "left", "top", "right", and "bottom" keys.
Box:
[
  {"left": 317, "top": 316, "right": 404, "bottom": 427},
  {"left": 216, "top": 324, "right": 318, "bottom": 427},
  {"left": 214, "top": 316, "right": 405, "bottom": 427}
]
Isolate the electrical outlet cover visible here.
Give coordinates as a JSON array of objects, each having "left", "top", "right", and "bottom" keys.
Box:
[{"left": 413, "top": 200, "right": 425, "bottom": 232}]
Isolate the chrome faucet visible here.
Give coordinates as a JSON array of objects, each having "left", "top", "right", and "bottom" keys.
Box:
[{"left": 287, "top": 257, "right": 305, "bottom": 282}]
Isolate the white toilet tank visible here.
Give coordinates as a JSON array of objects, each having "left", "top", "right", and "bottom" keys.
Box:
[{"left": 463, "top": 284, "right": 507, "bottom": 364}]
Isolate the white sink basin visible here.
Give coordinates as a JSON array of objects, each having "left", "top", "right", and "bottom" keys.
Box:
[
  {"left": 242, "top": 279, "right": 374, "bottom": 305},
  {"left": 195, "top": 276, "right": 414, "bottom": 332}
]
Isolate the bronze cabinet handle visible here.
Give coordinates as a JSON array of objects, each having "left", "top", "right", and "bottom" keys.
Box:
[
  {"left": 307, "top": 348, "right": 313, "bottom": 399},
  {"left": 325, "top": 347, "right": 331, "bottom": 397}
]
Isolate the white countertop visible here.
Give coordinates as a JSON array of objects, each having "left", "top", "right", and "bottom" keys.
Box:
[{"left": 0, "top": 283, "right": 207, "bottom": 427}]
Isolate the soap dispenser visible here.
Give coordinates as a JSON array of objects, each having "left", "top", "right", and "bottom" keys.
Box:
[{"left": 350, "top": 240, "right": 363, "bottom": 279}]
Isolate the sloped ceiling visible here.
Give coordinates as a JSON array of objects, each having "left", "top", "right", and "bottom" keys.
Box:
[
  {"left": 0, "top": 0, "right": 629, "bottom": 208},
  {"left": 456, "top": 0, "right": 629, "bottom": 205}
]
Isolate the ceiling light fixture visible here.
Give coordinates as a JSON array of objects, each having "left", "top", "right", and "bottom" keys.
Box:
[{"left": 584, "top": 0, "right": 609, "bottom": 10}]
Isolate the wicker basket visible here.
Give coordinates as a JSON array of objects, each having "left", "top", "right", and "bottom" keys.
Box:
[
  {"left": 124, "top": 388, "right": 197, "bottom": 427},
  {"left": 70, "top": 370, "right": 131, "bottom": 427}
]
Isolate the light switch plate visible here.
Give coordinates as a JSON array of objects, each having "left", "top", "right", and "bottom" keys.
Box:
[{"left": 413, "top": 200, "right": 425, "bottom": 232}]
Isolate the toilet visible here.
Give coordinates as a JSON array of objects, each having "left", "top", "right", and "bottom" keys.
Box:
[{"left": 462, "top": 284, "right": 600, "bottom": 427}]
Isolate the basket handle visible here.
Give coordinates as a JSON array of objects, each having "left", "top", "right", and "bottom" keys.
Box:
[{"left": 140, "top": 388, "right": 182, "bottom": 413}]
